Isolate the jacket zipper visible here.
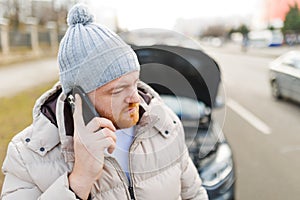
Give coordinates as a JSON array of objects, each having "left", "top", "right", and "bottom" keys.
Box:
[
  {"left": 105, "top": 156, "right": 130, "bottom": 183},
  {"left": 105, "top": 127, "right": 145, "bottom": 200},
  {"left": 124, "top": 105, "right": 159, "bottom": 199},
  {"left": 127, "top": 127, "right": 144, "bottom": 200},
  {"left": 105, "top": 155, "right": 136, "bottom": 200},
  {"left": 128, "top": 186, "right": 135, "bottom": 200}
]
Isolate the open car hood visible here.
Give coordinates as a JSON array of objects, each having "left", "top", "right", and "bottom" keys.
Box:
[{"left": 132, "top": 45, "right": 221, "bottom": 108}]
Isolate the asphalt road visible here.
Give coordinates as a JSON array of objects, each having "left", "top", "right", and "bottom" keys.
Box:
[
  {"left": 206, "top": 48, "right": 300, "bottom": 200},
  {"left": 0, "top": 58, "right": 58, "bottom": 97}
]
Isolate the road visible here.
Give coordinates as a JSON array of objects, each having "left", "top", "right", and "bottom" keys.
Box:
[
  {"left": 206, "top": 48, "right": 300, "bottom": 200},
  {"left": 0, "top": 58, "right": 58, "bottom": 97}
]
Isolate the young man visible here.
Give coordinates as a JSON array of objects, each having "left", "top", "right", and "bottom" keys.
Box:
[{"left": 1, "top": 4, "right": 208, "bottom": 200}]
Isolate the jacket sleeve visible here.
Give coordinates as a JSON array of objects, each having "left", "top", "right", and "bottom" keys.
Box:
[
  {"left": 1, "top": 141, "right": 77, "bottom": 200},
  {"left": 180, "top": 149, "right": 208, "bottom": 200}
]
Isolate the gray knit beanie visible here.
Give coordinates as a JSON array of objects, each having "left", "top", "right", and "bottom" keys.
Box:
[{"left": 58, "top": 3, "right": 140, "bottom": 95}]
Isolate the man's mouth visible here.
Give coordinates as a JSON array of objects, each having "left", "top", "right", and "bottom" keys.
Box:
[
  {"left": 127, "top": 103, "right": 139, "bottom": 123},
  {"left": 128, "top": 106, "right": 137, "bottom": 113},
  {"left": 127, "top": 103, "right": 139, "bottom": 113}
]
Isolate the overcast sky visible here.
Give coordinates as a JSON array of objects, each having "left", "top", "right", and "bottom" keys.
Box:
[{"left": 87, "top": 0, "right": 263, "bottom": 30}]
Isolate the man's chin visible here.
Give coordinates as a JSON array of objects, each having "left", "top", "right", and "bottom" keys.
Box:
[
  {"left": 115, "top": 116, "right": 139, "bottom": 129},
  {"left": 116, "top": 120, "right": 138, "bottom": 129}
]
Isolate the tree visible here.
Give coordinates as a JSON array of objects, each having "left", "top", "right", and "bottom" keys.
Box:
[
  {"left": 282, "top": 3, "right": 300, "bottom": 34},
  {"left": 5, "top": 0, "right": 21, "bottom": 30},
  {"left": 227, "top": 24, "right": 250, "bottom": 37},
  {"left": 201, "top": 25, "right": 227, "bottom": 38},
  {"left": 267, "top": 25, "right": 275, "bottom": 31},
  {"left": 237, "top": 24, "right": 250, "bottom": 36}
]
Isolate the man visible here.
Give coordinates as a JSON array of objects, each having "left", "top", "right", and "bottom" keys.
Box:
[{"left": 1, "top": 4, "right": 208, "bottom": 200}]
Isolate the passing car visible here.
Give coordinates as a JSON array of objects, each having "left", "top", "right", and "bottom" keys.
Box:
[
  {"left": 120, "top": 29, "right": 235, "bottom": 199},
  {"left": 269, "top": 50, "right": 300, "bottom": 103}
]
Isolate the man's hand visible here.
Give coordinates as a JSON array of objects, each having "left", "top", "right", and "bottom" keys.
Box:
[{"left": 68, "top": 94, "right": 116, "bottom": 199}]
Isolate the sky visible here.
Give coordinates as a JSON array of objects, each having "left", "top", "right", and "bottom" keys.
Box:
[{"left": 87, "top": 0, "right": 263, "bottom": 30}]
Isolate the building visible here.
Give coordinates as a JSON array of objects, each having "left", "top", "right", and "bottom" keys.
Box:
[{"left": 264, "top": 0, "right": 300, "bottom": 27}]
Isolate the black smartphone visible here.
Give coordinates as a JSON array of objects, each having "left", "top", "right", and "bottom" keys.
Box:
[{"left": 67, "top": 85, "right": 100, "bottom": 125}]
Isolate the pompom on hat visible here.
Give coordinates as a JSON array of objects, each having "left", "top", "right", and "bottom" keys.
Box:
[{"left": 58, "top": 3, "right": 140, "bottom": 95}]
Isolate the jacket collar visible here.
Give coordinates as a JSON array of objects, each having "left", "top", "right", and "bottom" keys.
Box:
[
  {"left": 133, "top": 82, "right": 177, "bottom": 139},
  {"left": 27, "top": 82, "right": 74, "bottom": 161},
  {"left": 26, "top": 82, "right": 62, "bottom": 157}
]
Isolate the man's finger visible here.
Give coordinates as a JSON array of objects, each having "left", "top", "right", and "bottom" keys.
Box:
[
  {"left": 86, "top": 117, "right": 116, "bottom": 133},
  {"left": 100, "top": 137, "right": 116, "bottom": 154},
  {"left": 94, "top": 128, "right": 117, "bottom": 143}
]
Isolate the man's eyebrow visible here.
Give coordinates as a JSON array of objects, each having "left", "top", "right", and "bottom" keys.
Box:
[
  {"left": 107, "top": 83, "right": 129, "bottom": 93},
  {"left": 107, "top": 78, "right": 140, "bottom": 93},
  {"left": 114, "top": 83, "right": 129, "bottom": 90}
]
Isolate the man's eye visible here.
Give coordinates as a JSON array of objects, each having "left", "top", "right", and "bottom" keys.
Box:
[{"left": 112, "top": 88, "right": 123, "bottom": 94}]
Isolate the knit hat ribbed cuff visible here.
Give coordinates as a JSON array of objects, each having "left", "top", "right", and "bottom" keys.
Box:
[{"left": 60, "top": 43, "right": 140, "bottom": 94}]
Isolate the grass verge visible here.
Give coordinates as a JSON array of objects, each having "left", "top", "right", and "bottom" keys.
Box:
[{"left": 0, "top": 80, "right": 57, "bottom": 193}]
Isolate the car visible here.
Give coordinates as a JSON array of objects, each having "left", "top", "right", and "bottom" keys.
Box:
[
  {"left": 119, "top": 29, "right": 236, "bottom": 199},
  {"left": 269, "top": 50, "right": 300, "bottom": 103}
]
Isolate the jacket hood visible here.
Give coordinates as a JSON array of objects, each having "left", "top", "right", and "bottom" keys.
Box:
[
  {"left": 24, "top": 82, "right": 63, "bottom": 157},
  {"left": 28, "top": 81, "right": 168, "bottom": 159}
]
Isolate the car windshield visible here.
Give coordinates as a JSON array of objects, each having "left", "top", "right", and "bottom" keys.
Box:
[
  {"left": 280, "top": 51, "right": 300, "bottom": 69},
  {"left": 160, "top": 95, "right": 211, "bottom": 120}
]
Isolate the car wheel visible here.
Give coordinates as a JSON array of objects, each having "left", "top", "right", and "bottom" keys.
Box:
[{"left": 271, "top": 80, "right": 282, "bottom": 99}]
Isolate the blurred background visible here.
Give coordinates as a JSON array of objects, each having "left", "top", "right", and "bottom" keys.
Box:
[
  {"left": 0, "top": 0, "right": 299, "bottom": 57},
  {"left": 1, "top": 0, "right": 300, "bottom": 199},
  {"left": 1, "top": 0, "right": 300, "bottom": 55}
]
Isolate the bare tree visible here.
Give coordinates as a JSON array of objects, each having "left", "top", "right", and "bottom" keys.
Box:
[{"left": 201, "top": 25, "right": 228, "bottom": 38}]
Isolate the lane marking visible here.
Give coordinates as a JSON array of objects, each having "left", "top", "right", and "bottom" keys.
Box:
[{"left": 227, "top": 99, "right": 272, "bottom": 135}]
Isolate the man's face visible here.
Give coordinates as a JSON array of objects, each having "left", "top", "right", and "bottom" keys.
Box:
[{"left": 88, "top": 71, "right": 140, "bottom": 129}]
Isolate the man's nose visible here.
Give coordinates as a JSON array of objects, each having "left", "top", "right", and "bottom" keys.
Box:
[{"left": 126, "top": 89, "right": 139, "bottom": 104}]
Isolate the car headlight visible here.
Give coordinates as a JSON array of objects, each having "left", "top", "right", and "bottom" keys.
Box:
[{"left": 200, "top": 143, "right": 233, "bottom": 187}]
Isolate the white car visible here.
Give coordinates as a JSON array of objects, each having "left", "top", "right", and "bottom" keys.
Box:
[{"left": 269, "top": 51, "right": 300, "bottom": 103}]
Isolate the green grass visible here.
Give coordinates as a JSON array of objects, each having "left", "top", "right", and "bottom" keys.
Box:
[{"left": 0, "top": 81, "right": 57, "bottom": 193}]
